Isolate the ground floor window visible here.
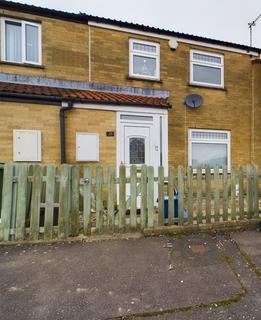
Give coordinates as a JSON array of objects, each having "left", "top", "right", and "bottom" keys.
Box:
[{"left": 188, "top": 129, "right": 231, "bottom": 170}]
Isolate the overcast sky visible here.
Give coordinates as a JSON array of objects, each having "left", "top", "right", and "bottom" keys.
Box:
[{"left": 14, "top": 0, "right": 261, "bottom": 48}]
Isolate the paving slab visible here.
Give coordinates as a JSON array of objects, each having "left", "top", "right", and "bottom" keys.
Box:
[
  {"left": 0, "top": 234, "right": 242, "bottom": 320},
  {"left": 231, "top": 230, "right": 261, "bottom": 271}
]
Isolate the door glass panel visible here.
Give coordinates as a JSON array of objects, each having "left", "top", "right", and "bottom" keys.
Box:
[{"left": 129, "top": 137, "right": 145, "bottom": 164}]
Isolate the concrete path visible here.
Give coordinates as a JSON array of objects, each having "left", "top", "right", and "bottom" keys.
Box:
[{"left": 0, "top": 231, "right": 260, "bottom": 320}]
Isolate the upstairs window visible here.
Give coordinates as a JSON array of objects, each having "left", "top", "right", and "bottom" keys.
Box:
[
  {"left": 129, "top": 39, "right": 160, "bottom": 80},
  {"left": 190, "top": 50, "right": 224, "bottom": 88},
  {"left": 188, "top": 129, "right": 230, "bottom": 170},
  {"left": 1, "top": 18, "right": 41, "bottom": 65}
]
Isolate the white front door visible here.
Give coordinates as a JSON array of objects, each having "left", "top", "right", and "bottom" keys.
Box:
[{"left": 117, "top": 112, "right": 168, "bottom": 205}]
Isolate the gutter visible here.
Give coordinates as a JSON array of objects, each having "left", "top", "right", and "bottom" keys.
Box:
[{"left": 0, "top": 92, "right": 171, "bottom": 108}]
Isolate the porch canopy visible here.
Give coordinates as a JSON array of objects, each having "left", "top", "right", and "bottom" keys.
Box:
[{"left": 0, "top": 81, "right": 171, "bottom": 108}]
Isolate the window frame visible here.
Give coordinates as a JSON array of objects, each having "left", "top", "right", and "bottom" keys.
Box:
[
  {"left": 188, "top": 128, "right": 231, "bottom": 171},
  {"left": 190, "top": 49, "right": 224, "bottom": 88},
  {"left": 13, "top": 129, "right": 42, "bottom": 162},
  {"left": 1, "top": 17, "right": 42, "bottom": 65},
  {"left": 129, "top": 38, "right": 160, "bottom": 81}
]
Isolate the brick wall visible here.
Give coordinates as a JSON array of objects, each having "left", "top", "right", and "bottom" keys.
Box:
[
  {"left": 0, "top": 9, "right": 89, "bottom": 81},
  {"left": 0, "top": 102, "right": 116, "bottom": 167}
]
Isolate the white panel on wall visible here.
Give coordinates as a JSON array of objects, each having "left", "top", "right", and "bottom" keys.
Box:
[
  {"left": 76, "top": 133, "right": 99, "bottom": 162},
  {"left": 13, "top": 130, "right": 41, "bottom": 162}
]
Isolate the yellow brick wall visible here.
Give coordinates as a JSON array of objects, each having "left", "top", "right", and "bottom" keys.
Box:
[
  {"left": 253, "top": 61, "right": 261, "bottom": 166},
  {"left": 0, "top": 9, "right": 259, "bottom": 168},
  {"left": 0, "top": 102, "right": 116, "bottom": 168},
  {"left": 0, "top": 9, "right": 89, "bottom": 81},
  {"left": 91, "top": 26, "right": 253, "bottom": 167}
]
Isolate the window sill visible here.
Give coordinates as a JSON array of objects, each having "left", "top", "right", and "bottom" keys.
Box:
[
  {"left": 188, "top": 83, "right": 227, "bottom": 91},
  {"left": 0, "top": 61, "right": 45, "bottom": 69},
  {"left": 127, "top": 76, "right": 163, "bottom": 83}
]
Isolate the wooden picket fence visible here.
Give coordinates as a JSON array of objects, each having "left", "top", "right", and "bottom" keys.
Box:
[{"left": 0, "top": 163, "right": 260, "bottom": 242}]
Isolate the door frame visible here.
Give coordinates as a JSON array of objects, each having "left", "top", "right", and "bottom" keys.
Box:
[{"left": 116, "top": 110, "right": 168, "bottom": 174}]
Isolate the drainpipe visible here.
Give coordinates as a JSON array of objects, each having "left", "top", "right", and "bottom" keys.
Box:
[{"left": 60, "top": 101, "right": 73, "bottom": 164}]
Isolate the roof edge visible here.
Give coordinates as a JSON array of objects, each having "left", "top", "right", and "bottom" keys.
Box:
[{"left": 0, "top": 0, "right": 261, "bottom": 54}]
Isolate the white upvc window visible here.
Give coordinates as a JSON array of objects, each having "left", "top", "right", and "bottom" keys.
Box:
[
  {"left": 13, "top": 130, "right": 41, "bottom": 162},
  {"left": 188, "top": 129, "right": 230, "bottom": 170},
  {"left": 1, "top": 17, "right": 42, "bottom": 65},
  {"left": 190, "top": 50, "right": 224, "bottom": 88},
  {"left": 129, "top": 39, "right": 160, "bottom": 80}
]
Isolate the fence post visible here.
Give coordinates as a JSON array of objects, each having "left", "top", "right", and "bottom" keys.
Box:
[
  {"left": 119, "top": 165, "right": 126, "bottom": 231},
  {"left": 0, "top": 164, "right": 14, "bottom": 241},
  {"left": 130, "top": 165, "right": 137, "bottom": 230},
  {"left": 15, "top": 165, "right": 28, "bottom": 240},
  {"left": 71, "top": 166, "right": 80, "bottom": 237},
  {"left": 30, "top": 165, "right": 42, "bottom": 241},
  {"left": 222, "top": 166, "right": 228, "bottom": 222},
  {"left": 231, "top": 166, "right": 237, "bottom": 221},
  {"left": 108, "top": 165, "right": 116, "bottom": 231},
  {"left": 214, "top": 166, "right": 220, "bottom": 222},
  {"left": 83, "top": 166, "right": 92, "bottom": 235},
  {"left": 158, "top": 166, "right": 164, "bottom": 226},
  {"left": 253, "top": 165, "right": 259, "bottom": 216},
  {"left": 58, "top": 164, "right": 70, "bottom": 239},
  {"left": 187, "top": 166, "right": 193, "bottom": 224},
  {"left": 247, "top": 164, "right": 254, "bottom": 219},
  {"left": 168, "top": 166, "right": 174, "bottom": 225},
  {"left": 178, "top": 166, "right": 184, "bottom": 225},
  {"left": 96, "top": 165, "right": 104, "bottom": 233},
  {"left": 196, "top": 167, "right": 202, "bottom": 224},
  {"left": 140, "top": 165, "right": 147, "bottom": 229},
  {"left": 205, "top": 166, "right": 211, "bottom": 224},
  {"left": 147, "top": 166, "right": 154, "bottom": 228},
  {"left": 44, "top": 165, "right": 56, "bottom": 240},
  {"left": 238, "top": 166, "right": 244, "bottom": 220}
]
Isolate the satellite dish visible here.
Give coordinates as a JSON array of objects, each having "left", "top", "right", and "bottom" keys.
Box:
[{"left": 185, "top": 94, "right": 203, "bottom": 108}]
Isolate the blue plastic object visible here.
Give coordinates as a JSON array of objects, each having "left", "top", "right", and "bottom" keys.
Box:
[{"left": 164, "top": 195, "right": 178, "bottom": 219}]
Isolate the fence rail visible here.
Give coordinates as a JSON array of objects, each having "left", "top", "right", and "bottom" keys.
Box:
[{"left": 0, "top": 163, "right": 260, "bottom": 241}]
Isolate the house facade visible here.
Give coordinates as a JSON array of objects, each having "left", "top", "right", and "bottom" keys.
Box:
[{"left": 0, "top": 0, "right": 261, "bottom": 173}]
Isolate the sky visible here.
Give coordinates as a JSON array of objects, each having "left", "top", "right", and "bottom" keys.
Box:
[{"left": 12, "top": 0, "right": 261, "bottom": 48}]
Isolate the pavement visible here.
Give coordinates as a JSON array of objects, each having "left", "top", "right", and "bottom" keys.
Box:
[{"left": 0, "top": 231, "right": 261, "bottom": 320}]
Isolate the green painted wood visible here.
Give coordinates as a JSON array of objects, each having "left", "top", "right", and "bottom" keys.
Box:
[
  {"left": 58, "top": 164, "right": 70, "bottom": 239},
  {"left": 108, "top": 165, "right": 116, "bottom": 231},
  {"left": 119, "top": 165, "right": 126, "bottom": 231},
  {"left": 44, "top": 165, "right": 56, "bottom": 240},
  {"left": 71, "top": 166, "right": 80, "bottom": 237},
  {"left": 238, "top": 166, "right": 244, "bottom": 220},
  {"left": 178, "top": 166, "right": 184, "bottom": 225},
  {"left": 196, "top": 167, "right": 202, "bottom": 224},
  {"left": 15, "top": 165, "right": 28, "bottom": 240},
  {"left": 205, "top": 166, "right": 211, "bottom": 224},
  {"left": 130, "top": 165, "right": 137, "bottom": 229},
  {"left": 96, "top": 165, "right": 104, "bottom": 233},
  {"left": 231, "top": 166, "right": 237, "bottom": 221},
  {"left": 247, "top": 164, "right": 253, "bottom": 219},
  {"left": 158, "top": 166, "right": 165, "bottom": 226},
  {"left": 147, "top": 166, "right": 154, "bottom": 228},
  {"left": 168, "top": 166, "right": 174, "bottom": 225},
  {"left": 214, "top": 166, "right": 220, "bottom": 222},
  {"left": 187, "top": 166, "right": 193, "bottom": 224},
  {"left": 83, "top": 166, "right": 92, "bottom": 235},
  {"left": 29, "top": 165, "right": 42, "bottom": 241},
  {"left": 0, "top": 164, "right": 14, "bottom": 241},
  {"left": 140, "top": 165, "right": 147, "bottom": 229},
  {"left": 253, "top": 165, "right": 259, "bottom": 217},
  {"left": 10, "top": 165, "right": 19, "bottom": 240},
  {"left": 222, "top": 166, "right": 228, "bottom": 222}
]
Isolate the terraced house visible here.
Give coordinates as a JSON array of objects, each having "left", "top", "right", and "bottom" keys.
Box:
[{"left": 1, "top": 0, "right": 261, "bottom": 179}]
